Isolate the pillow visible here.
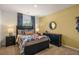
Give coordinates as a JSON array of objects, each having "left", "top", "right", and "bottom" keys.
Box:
[
  {"left": 32, "top": 34, "right": 39, "bottom": 40},
  {"left": 25, "top": 32, "right": 33, "bottom": 35},
  {"left": 21, "top": 35, "right": 28, "bottom": 41},
  {"left": 37, "top": 36, "right": 44, "bottom": 39},
  {"left": 26, "top": 35, "right": 33, "bottom": 41}
]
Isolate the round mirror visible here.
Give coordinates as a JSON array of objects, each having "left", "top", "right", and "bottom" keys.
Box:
[{"left": 49, "top": 21, "right": 57, "bottom": 30}]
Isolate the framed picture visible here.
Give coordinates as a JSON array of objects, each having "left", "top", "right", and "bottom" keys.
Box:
[
  {"left": 49, "top": 21, "right": 57, "bottom": 30},
  {"left": 76, "top": 16, "right": 79, "bottom": 32}
]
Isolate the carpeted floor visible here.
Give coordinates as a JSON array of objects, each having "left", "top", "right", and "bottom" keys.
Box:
[
  {"left": 36, "top": 45, "right": 79, "bottom": 55},
  {"left": 0, "top": 45, "right": 20, "bottom": 55},
  {"left": 0, "top": 45, "right": 79, "bottom": 55}
]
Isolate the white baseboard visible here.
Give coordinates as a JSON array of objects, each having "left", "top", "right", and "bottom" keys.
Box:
[{"left": 63, "top": 44, "right": 79, "bottom": 51}]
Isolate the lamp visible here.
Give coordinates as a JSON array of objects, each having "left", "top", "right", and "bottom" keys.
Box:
[
  {"left": 35, "top": 23, "right": 39, "bottom": 32},
  {"left": 7, "top": 25, "right": 14, "bottom": 36},
  {"left": 36, "top": 28, "right": 39, "bottom": 32}
]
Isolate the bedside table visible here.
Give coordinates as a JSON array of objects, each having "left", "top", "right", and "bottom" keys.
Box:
[{"left": 6, "top": 36, "right": 16, "bottom": 47}]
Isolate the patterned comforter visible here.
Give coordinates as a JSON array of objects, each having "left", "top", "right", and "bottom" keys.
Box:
[{"left": 16, "top": 35, "right": 49, "bottom": 54}]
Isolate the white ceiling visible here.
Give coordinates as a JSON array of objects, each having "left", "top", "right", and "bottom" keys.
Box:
[{"left": 0, "top": 4, "right": 74, "bottom": 16}]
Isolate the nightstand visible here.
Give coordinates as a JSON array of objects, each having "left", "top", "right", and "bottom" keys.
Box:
[{"left": 6, "top": 36, "right": 16, "bottom": 47}]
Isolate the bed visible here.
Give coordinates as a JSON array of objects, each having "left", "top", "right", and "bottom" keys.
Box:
[
  {"left": 24, "top": 37, "right": 49, "bottom": 55},
  {"left": 16, "top": 32, "right": 49, "bottom": 55}
]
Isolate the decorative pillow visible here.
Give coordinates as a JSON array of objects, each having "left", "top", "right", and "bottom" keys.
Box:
[
  {"left": 37, "top": 36, "right": 43, "bottom": 39},
  {"left": 26, "top": 35, "right": 33, "bottom": 41},
  {"left": 25, "top": 32, "right": 33, "bottom": 35},
  {"left": 21, "top": 35, "right": 28, "bottom": 41},
  {"left": 32, "top": 34, "right": 39, "bottom": 40}
]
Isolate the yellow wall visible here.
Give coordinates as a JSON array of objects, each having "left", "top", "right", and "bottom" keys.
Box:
[{"left": 39, "top": 5, "right": 79, "bottom": 49}]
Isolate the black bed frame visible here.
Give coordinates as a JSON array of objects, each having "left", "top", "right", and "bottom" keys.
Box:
[
  {"left": 24, "top": 40, "right": 49, "bottom": 55},
  {"left": 16, "top": 26, "right": 49, "bottom": 55}
]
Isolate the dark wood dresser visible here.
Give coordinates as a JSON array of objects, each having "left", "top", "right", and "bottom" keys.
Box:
[
  {"left": 43, "top": 33, "right": 62, "bottom": 47},
  {"left": 6, "top": 36, "right": 16, "bottom": 47}
]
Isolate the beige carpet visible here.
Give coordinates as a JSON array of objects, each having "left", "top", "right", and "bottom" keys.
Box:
[
  {"left": 0, "top": 45, "right": 20, "bottom": 55},
  {"left": 0, "top": 45, "right": 79, "bottom": 55},
  {"left": 36, "top": 45, "right": 79, "bottom": 55}
]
